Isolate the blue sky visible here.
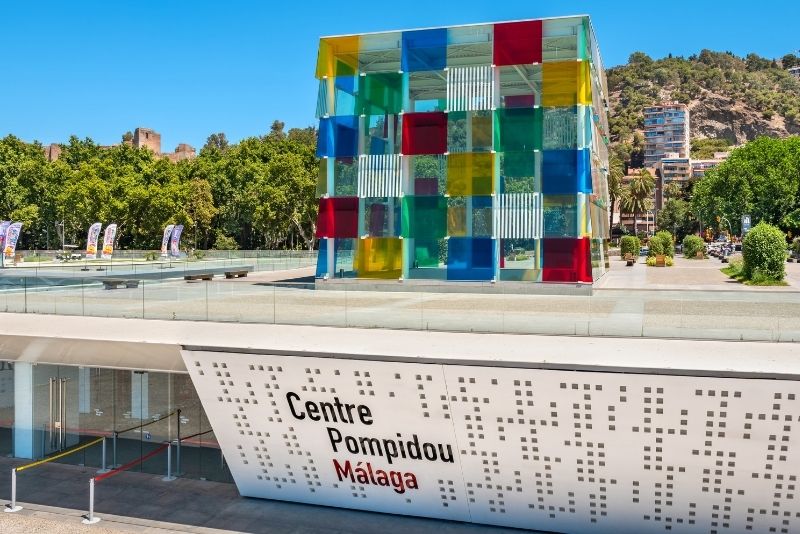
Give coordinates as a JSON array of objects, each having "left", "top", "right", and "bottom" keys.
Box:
[{"left": 1, "top": 1, "right": 798, "bottom": 151}]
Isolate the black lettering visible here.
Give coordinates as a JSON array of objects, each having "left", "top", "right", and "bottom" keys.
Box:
[
  {"left": 319, "top": 401, "right": 336, "bottom": 422},
  {"left": 327, "top": 427, "right": 342, "bottom": 452},
  {"left": 359, "top": 436, "right": 383, "bottom": 457},
  {"left": 357, "top": 404, "right": 373, "bottom": 425},
  {"left": 422, "top": 442, "right": 437, "bottom": 461},
  {"left": 305, "top": 401, "right": 320, "bottom": 421},
  {"left": 286, "top": 392, "right": 304, "bottom": 420}
]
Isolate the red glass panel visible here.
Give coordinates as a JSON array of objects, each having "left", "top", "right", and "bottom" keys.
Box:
[
  {"left": 542, "top": 238, "right": 591, "bottom": 282},
  {"left": 315, "top": 197, "right": 359, "bottom": 238},
  {"left": 402, "top": 112, "right": 447, "bottom": 155},
  {"left": 493, "top": 20, "right": 543, "bottom": 66}
]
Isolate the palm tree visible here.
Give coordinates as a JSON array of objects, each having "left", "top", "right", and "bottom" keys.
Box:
[
  {"left": 607, "top": 155, "right": 625, "bottom": 231},
  {"left": 619, "top": 169, "right": 656, "bottom": 234},
  {"left": 663, "top": 181, "right": 684, "bottom": 201}
]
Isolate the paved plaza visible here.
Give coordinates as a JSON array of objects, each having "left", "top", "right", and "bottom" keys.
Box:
[
  {"left": 0, "top": 457, "right": 524, "bottom": 534},
  {"left": 1, "top": 257, "right": 799, "bottom": 342}
]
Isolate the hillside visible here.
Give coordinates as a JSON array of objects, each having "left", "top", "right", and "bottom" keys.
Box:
[{"left": 606, "top": 50, "right": 800, "bottom": 157}]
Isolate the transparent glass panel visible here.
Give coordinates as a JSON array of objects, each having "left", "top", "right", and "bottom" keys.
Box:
[
  {"left": 497, "top": 64, "right": 541, "bottom": 108},
  {"left": 447, "top": 24, "right": 493, "bottom": 67},
  {"left": 447, "top": 110, "right": 493, "bottom": 153},
  {"left": 359, "top": 32, "right": 401, "bottom": 74},
  {"left": 407, "top": 71, "right": 447, "bottom": 113},
  {"left": 362, "top": 115, "right": 401, "bottom": 156},
  {"left": 543, "top": 195, "right": 579, "bottom": 237}
]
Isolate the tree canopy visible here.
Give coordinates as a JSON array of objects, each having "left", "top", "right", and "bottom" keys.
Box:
[
  {"left": 0, "top": 125, "right": 319, "bottom": 251},
  {"left": 690, "top": 136, "right": 800, "bottom": 235}
]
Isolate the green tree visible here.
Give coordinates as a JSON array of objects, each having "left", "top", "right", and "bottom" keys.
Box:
[
  {"left": 657, "top": 199, "right": 698, "bottom": 241},
  {"left": 691, "top": 137, "right": 800, "bottom": 235}
]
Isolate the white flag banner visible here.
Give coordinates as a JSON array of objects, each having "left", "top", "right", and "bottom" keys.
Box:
[
  {"left": 170, "top": 225, "right": 184, "bottom": 257},
  {"left": 86, "top": 222, "right": 102, "bottom": 258},
  {"left": 3, "top": 222, "right": 23, "bottom": 260},
  {"left": 101, "top": 224, "right": 118, "bottom": 259},
  {"left": 160, "top": 224, "right": 175, "bottom": 256}
]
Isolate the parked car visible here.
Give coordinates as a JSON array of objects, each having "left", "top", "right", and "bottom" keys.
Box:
[{"left": 639, "top": 246, "right": 649, "bottom": 257}]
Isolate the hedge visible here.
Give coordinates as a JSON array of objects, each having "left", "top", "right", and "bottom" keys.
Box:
[
  {"left": 620, "top": 235, "right": 640, "bottom": 258},
  {"left": 742, "top": 222, "right": 786, "bottom": 280},
  {"left": 648, "top": 230, "right": 675, "bottom": 258},
  {"left": 682, "top": 235, "right": 705, "bottom": 258}
]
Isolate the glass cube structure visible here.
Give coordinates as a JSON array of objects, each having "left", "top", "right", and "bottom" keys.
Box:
[{"left": 314, "top": 16, "right": 610, "bottom": 283}]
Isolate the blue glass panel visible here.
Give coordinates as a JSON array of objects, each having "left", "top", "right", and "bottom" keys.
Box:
[
  {"left": 317, "top": 116, "right": 359, "bottom": 158},
  {"left": 447, "top": 237, "right": 495, "bottom": 281},
  {"left": 316, "top": 118, "right": 335, "bottom": 158},
  {"left": 315, "top": 239, "right": 329, "bottom": 278},
  {"left": 541, "top": 149, "right": 591, "bottom": 195},
  {"left": 402, "top": 29, "right": 447, "bottom": 72}
]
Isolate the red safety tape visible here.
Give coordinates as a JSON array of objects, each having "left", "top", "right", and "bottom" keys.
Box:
[{"left": 95, "top": 443, "right": 169, "bottom": 483}]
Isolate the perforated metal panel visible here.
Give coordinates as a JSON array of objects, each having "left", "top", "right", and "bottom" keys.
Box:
[{"left": 183, "top": 350, "right": 800, "bottom": 533}]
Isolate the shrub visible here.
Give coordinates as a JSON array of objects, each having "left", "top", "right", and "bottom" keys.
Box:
[
  {"left": 213, "top": 231, "right": 239, "bottom": 250},
  {"left": 648, "top": 230, "right": 675, "bottom": 258},
  {"left": 144, "top": 251, "right": 159, "bottom": 261},
  {"left": 742, "top": 222, "right": 786, "bottom": 280},
  {"left": 683, "top": 235, "right": 705, "bottom": 258},
  {"left": 620, "top": 235, "right": 640, "bottom": 258},
  {"left": 793, "top": 237, "right": 800, "bottom": 257},
  {"left": 646, "top": 255, "right": 674, "bottom": 267}
]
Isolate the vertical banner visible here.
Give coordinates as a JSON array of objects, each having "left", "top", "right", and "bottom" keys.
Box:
[
  {"left": 3, "top": 222, "right": 23, "bottom": 260},
  {"left": 170, "top": 225, "right": 184, "bottom": 257},
  {"left": 0, "top": 221, "right": 10, "bottom": 253},
  {"left": 101, "top": 224, "right": 118, "bottom": 260},
  {"left": 160, "top": 224, "right": 175, "bottom": 257},
  {"left": 85, "top": 222, "right": 102, "bottom": 259}
]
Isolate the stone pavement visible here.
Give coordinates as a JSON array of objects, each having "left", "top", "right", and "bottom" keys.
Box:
[
  {"left": 595, "top": 254, "right": 800, "bottom": 291},
  {"left": 0, "top": 457, "right": 534, "bottom": 534}
]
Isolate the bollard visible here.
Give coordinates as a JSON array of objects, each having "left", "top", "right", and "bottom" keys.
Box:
[
  {"left": 112, "top": 432, "right": 117, "bottom": 468},
  {"left": 97, "top": 437, "right": 109, "bottom": 474},
  {"left": 162, "top": 442, "right": 175, "bottom": 482},
  {"left": 82, "top": 478, "right": 100, "bottom": 524},
  {"left": 176, "top": 409, "right": 181, "bottom": 476},
  {"left": 5, "top": 468, "right": 22, "bottom": 513}
]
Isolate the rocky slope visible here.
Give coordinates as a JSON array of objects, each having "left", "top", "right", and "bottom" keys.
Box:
[{"left": 606, "top": 50, "right": 800, "bottom": 149}]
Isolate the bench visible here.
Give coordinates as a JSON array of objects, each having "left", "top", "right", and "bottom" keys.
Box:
[
  {"left": 224, "top": 270, "right": 249, "bottom": 279},
  {"left": 102, "top": 279, "right": 140, "bottom": 290},
  {"left": 695, "top": 251, "right": 704, "bottom": 259},
  {"left": 184, "top": 273, "right": 213, "bottom": 282},
  {"left": 624, "top": 253, "right": 635, "bottom": 267}
]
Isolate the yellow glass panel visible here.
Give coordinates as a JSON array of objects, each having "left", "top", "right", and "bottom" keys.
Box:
[
  {"left": 316, "top": 36, "right": 361, "bottom": 79},
  {"left": 542, "top": 61, "right": 591, "bottom": 107},
  {"left": 448, "top": 205, "right": 467, "bottom": 236},
  {"left": 356, "top": 237, "right": 402, "bottom": 279},
  {"left": 446, "top": 153, "right": 494, "bottom": 196}
]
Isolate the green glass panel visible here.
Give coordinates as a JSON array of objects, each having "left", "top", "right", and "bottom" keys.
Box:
[
  {"left": 494, "top": 108, "right": 542, "bottom": 152},
  {"left": 402, "top": 196, "right": 447, "bottom": 239},
  {"left": 412, "top": 239, "right": 445, "bottom": 269},
  {"left": 501, "top": 151, "right": 539, "bottom": 193},
  {"left": 358, "top": 72, "right": 403, "bottom": 115}
]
